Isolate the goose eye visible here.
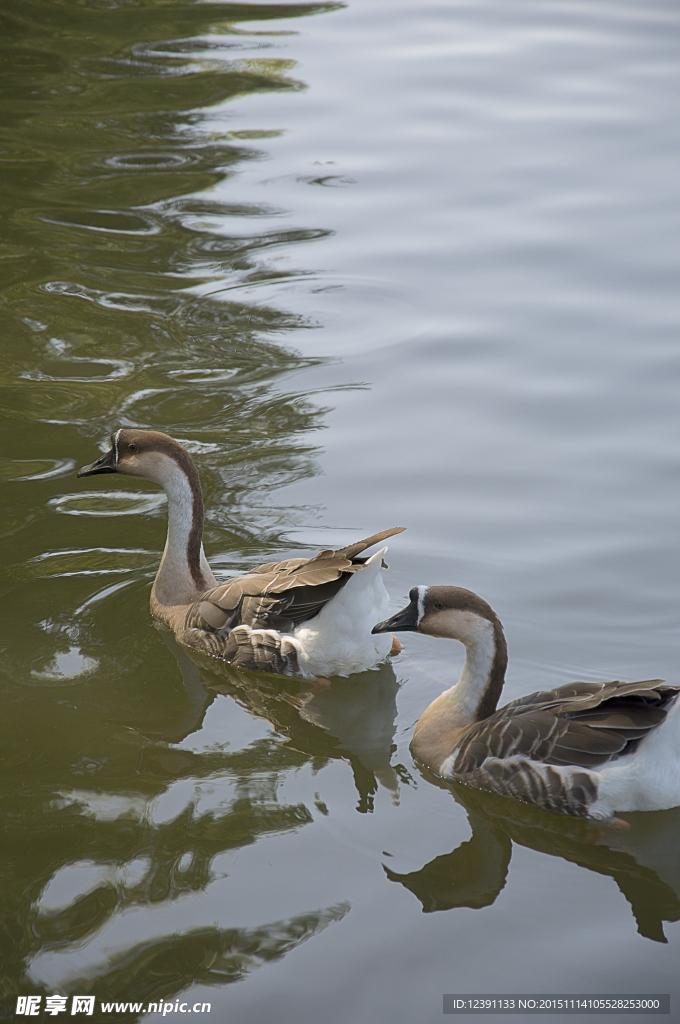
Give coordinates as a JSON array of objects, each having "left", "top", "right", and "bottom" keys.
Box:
[
  {"left": 128, "top": 443, "right": 138, "bottom": 453},
  {"left": 433, "top": 601, "right": 444, "bottom": 610}
]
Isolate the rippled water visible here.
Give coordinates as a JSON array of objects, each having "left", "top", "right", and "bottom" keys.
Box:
[{"left": 2, "top": 0, "right": 680, "bottom": 1019}]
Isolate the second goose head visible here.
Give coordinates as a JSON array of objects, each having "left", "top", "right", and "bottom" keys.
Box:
[
  {"left": 373, "top": 586, "right": 509, "bottom": 723},
  {"left": 373, "top": 585, "right": 499, "bottom": 641}
]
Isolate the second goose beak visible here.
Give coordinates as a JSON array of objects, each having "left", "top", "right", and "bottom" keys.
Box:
[
  {"left": 372, "top": 596, "right": 420, "bottom": 635},
  {"left": 77, "top": 446, "right": 117, "bottom": 478}
]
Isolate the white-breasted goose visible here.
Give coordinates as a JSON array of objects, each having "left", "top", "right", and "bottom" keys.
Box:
[
  {"left": 373, "top": 586, "right": 680, "bottom": 818},
  {"left": 78, "top": 429, "right": 405, "bottom": 678}
]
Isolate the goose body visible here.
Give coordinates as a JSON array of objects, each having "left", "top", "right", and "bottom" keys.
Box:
[
  {"left": 373, "top": 586, "right": 680, "bottom": 819},
  {"left": 78, "top": 429, "right": 404, "bottom": 678}
]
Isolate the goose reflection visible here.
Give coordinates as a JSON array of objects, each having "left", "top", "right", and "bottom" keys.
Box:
[
  {"left": 30, "top": 899, "right": 349, "bottom": 1001},
  {"left": 156, "top": 630, "right": 402, "bottom": 811},
  {"left": 26, "top": 640, "right": 399, "bottom": 1001},
  {"left": 385, "top": 780, "right": 680, "bottom": 942}
]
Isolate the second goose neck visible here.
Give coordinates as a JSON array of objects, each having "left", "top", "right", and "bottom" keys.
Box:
[
  {"left": 427, "top": 615, "right": 508, "bottom": 729},
  {"left": 458, "top": 615, "right": 508, "bottom": 722},
  {"left": 412, "top": 611, "right": 508, "bottom": 774}
]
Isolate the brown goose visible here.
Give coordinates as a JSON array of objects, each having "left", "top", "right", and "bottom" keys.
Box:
[
  {"left": 78, "top": 429, "right": 404, "bottom": 677},
  {"left": 373, "top": 586, "right": 680, "bottom": 818}
]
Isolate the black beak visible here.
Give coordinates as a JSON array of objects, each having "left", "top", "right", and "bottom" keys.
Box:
[
  {"left": 372, "top": 597, "right": 420, "bottom": 635},
  {"left": 77, "top": 446, "right": 117, "bottom": 478}
]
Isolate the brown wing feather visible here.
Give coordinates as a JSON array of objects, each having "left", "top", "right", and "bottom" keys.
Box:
[
  {"left": 460, "top": 757, "right": 599, "bottom": 817},
  {"left": 453, "top": 679, "right": 678, "bottom": 776},
  {"left": 334, "top": 526, "right": 405, "bottom": 560},
  {"left": 183, "top": 527, "right": 405, "bottom": 657},
  {"left": 182, "top": 622, "right": 301, "bottom": 675},
  {"left": 204, "top": 581, "right": 243, "bottom": 611}
]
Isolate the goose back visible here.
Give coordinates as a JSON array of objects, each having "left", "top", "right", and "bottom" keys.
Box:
[
  {"left": 440, "top": 679, "right": 679, "bottom": 816},
  {"left": 181, "top": 527, "right": 404, "bottom": 674}
]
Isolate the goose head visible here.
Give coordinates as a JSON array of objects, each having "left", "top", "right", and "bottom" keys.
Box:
[
  {"left": 372, "top": 585, "right": 500, "bottom": 644},
  {"left": 78, "top": 429, "right": 211, "bottom": 606},
  {"left": 77, "top": 429, "right": 199, "bottom": 489},
  {"left": 373, "top": 585, "right": 508, "bottom": 723}
]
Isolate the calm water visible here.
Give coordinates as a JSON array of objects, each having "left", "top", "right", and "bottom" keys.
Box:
[{"left": 2, "top": 0, "right": 680, "bottom": 1020}]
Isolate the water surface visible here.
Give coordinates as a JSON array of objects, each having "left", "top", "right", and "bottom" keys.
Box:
[{"left": 2, "top": 0, "right": 680, "bottom": 1020}]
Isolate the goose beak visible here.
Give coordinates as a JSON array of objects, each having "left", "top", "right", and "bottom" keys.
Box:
[
  {"left": 77, "top": 446, "right": 117, "bottom": 478},
  {"left": 372, "top": 597, "right": 419, "bottom": 634}
]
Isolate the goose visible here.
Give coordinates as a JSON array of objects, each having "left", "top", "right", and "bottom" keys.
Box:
[
  {"left": 77, "top": 429, "right": 405, "bottom": 678},
  {"left": 373, "top": 586, "right": 680, "bottom": 819}
]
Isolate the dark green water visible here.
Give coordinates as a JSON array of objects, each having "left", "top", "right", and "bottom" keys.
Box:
[{"left": 2, "top": 0, "right": 680, "bottom": 1020}]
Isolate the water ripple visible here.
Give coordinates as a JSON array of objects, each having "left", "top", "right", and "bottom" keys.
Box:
[
  {"left": 105, "top": 151, "right": 197, "bottom": 170},
  {"left": 49, "top": 491, "right": 167, "bottom": 517},
  {"left": 37, "top": 210, "right": 161, "bottom": 236},
  {"left": 21, "top": 548, "right": 157, "bottom": 579},
  {"left": 2, "top": 458, "right": 75, "bottom": 482},
  {"left": 30, "top": 648, "right": 99, "bottom": 684},
  {"left": 20, "top": 357, "right": 133, "bottom": 382}
]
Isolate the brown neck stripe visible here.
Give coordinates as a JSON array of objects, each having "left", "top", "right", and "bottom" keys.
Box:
[
  {"left": 476, "top": 618, "right": 508, "bottom": 721},
  {"left": 121, "top": 431, "right": 207, "bottom": 590},
  {"left": 167, "top": 445, "right": 206, "bottom": 591}
]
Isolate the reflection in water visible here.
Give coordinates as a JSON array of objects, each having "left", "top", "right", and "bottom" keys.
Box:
[
  {"left": 385, "top": 781, "right": 680, "bottom": 943},
  {"left": 201, "top": 656, "right": 401, "bottom": 811},
  {"left": 30, "top": 900, "right": 350, "bottom": 1002},
  {"left": 13, "top": 655, "right": 351, "bottom": 1002},
  {"left": 3, "top": 0, "right": 680, "bottom": 1011},
  {"left": 0, "top": 0, "right": 359, "bottom": 1010},
  {"left": 17, "top": 627, "right": 401, "bottom": 1001},
  {"left": 159, "top": 632, "right": 402, "bottom": 809},
  {"left": 0, "top": 0, "right": 345, "bottom": 558},
  {"left": 12, "top": 628, "right": 399, "bottom": 999},
  {"left": 5, "top": 664, "right": 355, "bottom": 1004}
]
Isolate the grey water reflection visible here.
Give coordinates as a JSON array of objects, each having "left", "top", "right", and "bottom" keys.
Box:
[
  {"left": 386, "top": 782, "right": 680, "bottom": 944},
  {"left": 167, "top": 636, "right": 403, "bottom": 810},
  {"left": 0, "top": 0, "right": 358, "bottom": 1011},
  {"left": 150, "top": 631, "right": 402, "bottom": 807},
  {"left": 19, "top": 636, "right": 399, "bottom": 1002}
]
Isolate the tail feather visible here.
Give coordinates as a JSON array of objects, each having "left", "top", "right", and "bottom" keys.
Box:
[
  {"left": 294, "top": 546, "right": 393, "bottom": 676},
  {"left": 337, "top": 527, "right": 405, "bottom": 560}
]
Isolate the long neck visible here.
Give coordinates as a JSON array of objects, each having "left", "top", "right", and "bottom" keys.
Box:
[
  {"left": 150, "top": 459, "right": 216, "bottom": 612},
  {"left": 412, "top": 617, "right": 508, "bottom": 772},
  {"left": 459, "top": 617, "right": 507, "bottom": 723}
]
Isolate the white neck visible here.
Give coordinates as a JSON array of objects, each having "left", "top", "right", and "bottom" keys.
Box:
[
  {"left": 412, "top": 613, "right": 504, "bottom": 771},
  {"left": 453, "top": 616, "right": 498, "bottom": 722},
  {"left": 150, "top": 460, "right": 216, "bottom": 610}
]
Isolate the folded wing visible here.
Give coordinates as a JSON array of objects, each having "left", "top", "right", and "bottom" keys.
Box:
[
  {"left": 454, "top": 679, "right": 678, "bottom": 774},
  {"left": 184, "top": 527, "right": 405, "bottom": 636}
]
